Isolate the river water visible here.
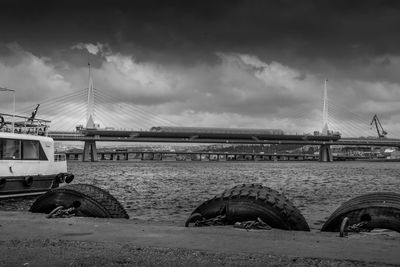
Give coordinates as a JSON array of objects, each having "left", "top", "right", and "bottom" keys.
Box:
[{"left": 65, "top": 161, "right": 400, "bottom": 230}]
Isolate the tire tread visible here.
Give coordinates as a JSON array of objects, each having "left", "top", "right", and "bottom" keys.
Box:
[
  {"left": 30, "top": 183, "right": 129, "bottom": 219},
  {"left": 191, "top": 184, "right": 309, "bottom": 231}
]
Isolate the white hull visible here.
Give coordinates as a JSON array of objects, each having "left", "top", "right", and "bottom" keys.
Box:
[
  {"left": 0, "top": 132, "right": 71, "bottom": 198},
  {"left": 0, "top": 160, "right": 67, "bottom": 177}
]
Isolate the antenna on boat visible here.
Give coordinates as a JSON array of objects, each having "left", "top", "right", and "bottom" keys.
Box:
[{"left": 0, "top": 86, "right": 15, "bottom": 132}]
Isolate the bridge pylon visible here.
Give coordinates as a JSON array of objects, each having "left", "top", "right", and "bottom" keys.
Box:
[
  {"left": 321, "top": 79, "right": 329, "bottom": 135},
  {"left": 319, "top": 79, "right": 333, "bottom": 162},
  {"left": 83, "top": 62, "right": 98, "bottom": 161},
  {"left": 319, "top": 144, "right": 333, "bottom": 162},
  {"left": 83, "top": 140, "right": 98, "bottom": 162}
]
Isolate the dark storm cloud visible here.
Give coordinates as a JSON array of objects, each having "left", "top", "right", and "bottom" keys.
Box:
[
  {"left": 1, "top": 0, "right": 400, "bottom": 136},
  {"left": 2, "top": 0, "right": 400, "bottom": 65}
]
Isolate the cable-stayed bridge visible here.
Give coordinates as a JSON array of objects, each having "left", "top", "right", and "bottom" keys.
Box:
[{"left": 11, "top": 75, "right": 400, "bottom": 162}]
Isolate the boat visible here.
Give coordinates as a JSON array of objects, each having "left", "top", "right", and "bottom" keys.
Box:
[{"left": 0, "top": 112, "right": 74, "bottom": 198}]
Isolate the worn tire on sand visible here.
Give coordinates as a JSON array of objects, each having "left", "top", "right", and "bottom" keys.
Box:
[
  {"left": 30, "top": 183, "right": 129, "bottom": 219},
  {"left": 186, "top": 184, "right": 310, "bottom": 231},
  {"left": 321, "top": 192, "right": 400, "bottom": 232}
]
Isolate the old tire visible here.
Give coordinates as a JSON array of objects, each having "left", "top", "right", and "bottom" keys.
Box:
[
  {"left": 185, "top": 213, "right": 204, "bottom": 227},
  {"left": 321, "top": 192, "right": 400, "bottom": 232},
  {"left": 187, "top": 184, "right": 310, "bottom": 231},
  {"left": 30, "top": 183, "right": 129, "bottom": 219}
]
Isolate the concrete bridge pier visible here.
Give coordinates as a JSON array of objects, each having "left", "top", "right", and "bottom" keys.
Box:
[
  {"left": 319, "top": 144, "right": 333, "bottom": 162},
  {"left": 83, "top": 140, "right": 98, "bottom": 162}
]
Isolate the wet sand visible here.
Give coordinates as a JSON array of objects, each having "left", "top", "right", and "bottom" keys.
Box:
[{"left": 1, "top": 211, "right": 400, "bottom": 266}]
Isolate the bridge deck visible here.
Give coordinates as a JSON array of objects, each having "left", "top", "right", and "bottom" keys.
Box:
[
  {"left": 48, "top": 131, "right": 400, "bottom": 147},
  {"left": 50, "top": 129, "right": 341, "bottom": 141}
]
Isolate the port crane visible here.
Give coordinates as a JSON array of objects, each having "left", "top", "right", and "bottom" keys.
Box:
[
  {"left": 370, "top": 114, "right": 388, "bottom": 138},
  {"left": 28, "top": 104, "right": 40, "bottom": 122}
]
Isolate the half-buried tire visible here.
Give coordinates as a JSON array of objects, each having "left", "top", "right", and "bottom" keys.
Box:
[
  {"left": 321, "top": 192, "right": 400, "bottom": 232},
  {"left": 30, "top": 183, "right": 129, "bottom": 219},
  {"left": 186, "top": 184, "right": 310, "bottom": 231}
]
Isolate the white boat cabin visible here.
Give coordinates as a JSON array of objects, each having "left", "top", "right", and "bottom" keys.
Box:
[{"left": 0, "top": 113, "right": 72, "bottom": 198}]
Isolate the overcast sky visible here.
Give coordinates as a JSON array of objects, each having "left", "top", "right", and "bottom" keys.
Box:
[{"left": 1, "top": 0, "right": 400, "bottom": 136}]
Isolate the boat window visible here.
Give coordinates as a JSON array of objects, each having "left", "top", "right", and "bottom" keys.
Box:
[
  {"left": 0, "top": 139, "right": 47, "bottom": 160},
  {"left": 38, "top": 142, "right": 48, "bottom": 161},
  {"left": 1, "top": 139, "right": 21, "bottom": 159},
  {"left": 22, "top": 140, "right": 39, "bottom": 160}
]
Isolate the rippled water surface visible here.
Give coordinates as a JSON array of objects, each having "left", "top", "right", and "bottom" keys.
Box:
[{"left": 66, "top": 161, "right": 400, "bottom": 229}]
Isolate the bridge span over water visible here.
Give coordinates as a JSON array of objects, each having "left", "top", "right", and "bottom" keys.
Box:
[
  {"left": 10, "top": 70, "right": 399, "bottom": 162},
  {"left": 49, "top": 129, "right": 400, "bottom": 162}
]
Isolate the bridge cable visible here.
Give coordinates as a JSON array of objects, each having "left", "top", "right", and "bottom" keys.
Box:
[
  {"left": 94, "top": 89, "right": 176, "bottom": 127},
  {"left": 93, "top": 94, "right": 157, "bottom": 129}
]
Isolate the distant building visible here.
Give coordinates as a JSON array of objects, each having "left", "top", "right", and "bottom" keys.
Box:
[{"left": 390, "top": 151, "right": 400, "bottom": 159}]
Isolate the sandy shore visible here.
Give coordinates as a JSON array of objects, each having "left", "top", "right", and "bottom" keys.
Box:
[{"left": 1, "top": 211, "right": 400, "bottom": 266}]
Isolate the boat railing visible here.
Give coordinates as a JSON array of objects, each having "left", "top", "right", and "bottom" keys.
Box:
[
  {"left": 54, "top": 154, "right": 66, "bottom": 162},
  {"left": 0, "top": 112, "right": 51, "bottom": 136}
]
